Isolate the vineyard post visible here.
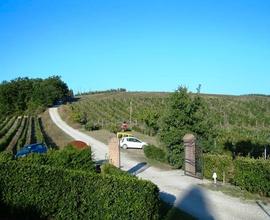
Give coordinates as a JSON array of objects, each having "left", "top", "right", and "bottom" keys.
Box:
[{"left": 129, "top": 101, "right": 132, "bottom": 126}]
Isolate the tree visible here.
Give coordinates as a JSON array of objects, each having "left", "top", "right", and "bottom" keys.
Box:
[
  {"left": 0, "top": 76, "right": 70, "bottom": 116},
  {"left": 159, "top": 86, "right": 217, "bottom": 168}
]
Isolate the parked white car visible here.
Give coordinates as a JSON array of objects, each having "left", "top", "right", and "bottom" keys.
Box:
[{"left": 120, "top": 137, "right": 147, "bottom": 149}]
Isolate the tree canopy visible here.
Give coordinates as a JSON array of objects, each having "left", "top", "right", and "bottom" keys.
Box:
[
  {"left": 159, "top": 86, "right": 217, "bottom": 168},
  {"left": 0, "top": 76, "right": 72, "bottom": 116}
]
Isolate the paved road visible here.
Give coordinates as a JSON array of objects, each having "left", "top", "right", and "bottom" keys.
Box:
[{"left": 49, "top": 107, "right": 270, "bottom": 220}]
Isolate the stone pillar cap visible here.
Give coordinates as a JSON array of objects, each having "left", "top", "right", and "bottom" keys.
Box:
[{"left": 183, "top": 133, "right": 196, "bottom": 142}]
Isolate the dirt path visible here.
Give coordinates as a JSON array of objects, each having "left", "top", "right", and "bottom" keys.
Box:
[{"left": 49, "top": 107, "right": 270, "bottom": 220}]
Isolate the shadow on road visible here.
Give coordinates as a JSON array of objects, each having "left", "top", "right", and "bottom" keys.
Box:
[
  {"left": 176, "top": 186, "right": 215, "bottom": 220},
  {"left": 160, "top": 191, "right": 176, "bottom": 205},
  {"left": 127, "top": 162, "right": 150, "bottom": 175}
]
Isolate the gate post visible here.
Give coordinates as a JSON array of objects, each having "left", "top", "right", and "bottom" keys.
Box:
[
  {"left": 108, "top": 137, "right": 120, "bottom": 168},
  {"left": 183, "top": 134, "right": 196, "bottom": 177}
]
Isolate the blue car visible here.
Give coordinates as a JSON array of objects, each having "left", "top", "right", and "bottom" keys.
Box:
[{"left": 15, "top": 143, "right": 48, "bottom": 158}]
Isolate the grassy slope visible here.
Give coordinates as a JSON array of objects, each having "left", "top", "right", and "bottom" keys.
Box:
[
  {"left": 63, "top": 92, "right": 270, "bottom": 142},
  {"left": 40, "top": 110, "right": 73, "bottom": 149},
  {"left": 68, "top": 92, "right": 270, "bottom": 129}
]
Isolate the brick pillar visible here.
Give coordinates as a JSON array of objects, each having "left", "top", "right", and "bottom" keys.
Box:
[
  {"left": 108, "top": 137, "right": 120, "bottom": 168},
  {"left": 183, "top": 134, "right": 196, "bottom": 176}
]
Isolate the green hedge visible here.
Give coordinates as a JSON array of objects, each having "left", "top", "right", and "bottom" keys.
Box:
[
  {"left": 234, "top": 157, "right": 270, "bottom": 196},
  {"left": 101, "top": 163, "right": 132, "bottom": 177},
  {"left": 203, "top": 154, "right": 270, "bottom": 197},
  {"left": 0, "top": 154, "right": 159, "bottom": 219},
  {"left": 203, "top": 154, "right": 234, "bottom": 182},
  {"left": 144, "top": 145, "right": 168, "bottom": 164},
  {"left": 17, "top": 146, "right": 95, "bottom": 172}
]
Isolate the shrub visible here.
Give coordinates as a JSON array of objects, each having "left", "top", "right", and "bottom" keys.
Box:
[
  {"left": 18, "top": 146, "right": 95, "bottom": 172},
  {"left": 101, "top": 163, "right": 132, "bottom": 177},
  {"left": 85, "top": 121, "right": 101, "bottom": 131},
  {"left": 68, "top": 140, "right": 88, "bottom": 149},
  {"left": 203, "top": 154, "right": 234, "bottom": 182},
  {"left": 0, "top": 151, "right": 13, "bottom": 162},
  {"left": 107, "top": 123, "right": 119, "bottom": 134},
  {"left": 234, "top": 157, "right": 270, "bottom": 196},
  {"left": 144, "top": 145, "right": 168, "bottom": 164},
  {"left": 0, "top": 157, "right": 160, "bottom": 220}
]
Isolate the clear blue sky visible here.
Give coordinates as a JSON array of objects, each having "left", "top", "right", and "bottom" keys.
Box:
[{"left": 0, "top": 0, "right": 270, "bottom": 95}]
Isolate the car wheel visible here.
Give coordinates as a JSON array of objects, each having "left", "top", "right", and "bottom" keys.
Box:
[{"left": 123, "top": 144, "right": 128, "bottom": 149}]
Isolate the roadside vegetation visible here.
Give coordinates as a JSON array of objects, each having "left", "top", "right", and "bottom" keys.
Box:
[
  {"left": 0, "top": 76, "right": 73, "bottom": 153},
  {"left": 0, "top": 147, "right": 195, "bottom": 220},
  {"left": 0, "top": 76, "right": 73, "bottom": 116},
  {"left": 63, "top": 87, "right": 270, "bottom": 197},
  {"left": 0, "top": 77, "right": 196, "bottom": 219},
  {"left": 65, "top": 88, "right": 270, "bottom": 160}
]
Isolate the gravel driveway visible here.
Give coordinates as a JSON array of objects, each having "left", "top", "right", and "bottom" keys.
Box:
[{"left": 49, "top": 107, "right": 270, "bottom": 220}]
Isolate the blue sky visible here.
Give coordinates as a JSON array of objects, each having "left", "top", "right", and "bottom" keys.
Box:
[{"left": 0, "top": 0, "right": 270, "bottom": 95}]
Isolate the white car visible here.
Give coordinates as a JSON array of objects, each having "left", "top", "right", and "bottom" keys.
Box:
[{"left": 120, "top": 137, "right": 147, "bottom": 149}]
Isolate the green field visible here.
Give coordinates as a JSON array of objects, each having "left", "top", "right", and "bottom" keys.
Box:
[{"left": 63, "top": 91, "right": 270, "bottom": 155}]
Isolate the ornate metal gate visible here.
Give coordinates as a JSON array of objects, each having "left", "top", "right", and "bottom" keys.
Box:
[{"left": 183, "top": 134, "right": 203, "bottom": 179}]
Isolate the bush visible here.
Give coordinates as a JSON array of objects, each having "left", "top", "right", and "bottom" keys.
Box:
[
  {"left": 85, "top": 121, "right": 101, "bottom": 131},
  {"left": 18, "top": 146, "right": 95, "bottom": 172},
  {"left": 68, "top": 140, "right": 88, "bottom": 149},
  {"left": 0, "top": 156, "right": 160, "bottom": 220},
  {"left": 101, "top": 163, "right": 132, "bottom": 177},
  {"left": 144, "top": 145, "right": 168, "bottom": 164},
  {"left": 203, "top": 154, "right": 234, "bottom": 182},
  {"left": 234, "top": 157, "right": 270, "bottom": 196},
  {"left": 107, "top": 123, "right": 119, "bottom": 134}
]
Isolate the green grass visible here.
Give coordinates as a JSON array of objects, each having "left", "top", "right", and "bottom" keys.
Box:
[
  {"left": 200, "top": 183, "right": 270, "bottom": 204},
  {"left": 59, "top": 91, "right": 270, "bottom": 160}
]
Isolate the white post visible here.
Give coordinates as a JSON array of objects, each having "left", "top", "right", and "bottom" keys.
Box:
[{"left": 212, "top": 172, "right": 217, "bottom": 185}]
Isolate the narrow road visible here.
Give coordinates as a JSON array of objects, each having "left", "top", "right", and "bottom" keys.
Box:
[{"left": 49, "top": 107, "right": 270, "bottom": 220}]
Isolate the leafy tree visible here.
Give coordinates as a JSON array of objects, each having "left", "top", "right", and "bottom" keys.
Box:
[
  {"left": 0, "top": 76, "right": 71, "bottom": 116},
  {"left": 159, "top": 86, "right": 217, "bottom": 168}
]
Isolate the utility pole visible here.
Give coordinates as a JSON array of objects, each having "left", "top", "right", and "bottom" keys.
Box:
[{"left": 129, "top": 101, "right": 132, "bottom": 126}]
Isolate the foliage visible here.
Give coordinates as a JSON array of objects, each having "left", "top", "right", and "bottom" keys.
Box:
[
  {"left": 0, "top": 118, "right": 22, "bottom": 151},
  {"left": 76, "top": 88, "right": 126, "bottom": 96},
  {"left": 0, "top": 115, "right": 51, "bottom": 153},
  {"left": 0, "top": 117, "right": 16, "bottom": 138},
  {"left": 203, "top": 154, "right": 234, "bottom": 182},
  {"left": 107, "top": 123, "right": 119, "bottom": 133},
  {"left": 203, "top": 154, "right": 270, "bottom": 197},
  {"left": 101, "top": 163, "right": 132, "bottom": 177},
  {"left": 85, "top": 121, "right": 101, "bottom": 131},
  {"left": 0, "top": 76, "right": 71, "bottom": 116},
  {"left": 144, "top": 145, "right": 168, "bottom": 164},
  {"left": 67, "top": 92, "right": 167, "bottom": 135},
  {"left": 0, "top": 154, "right": 160, "bottom": 220},
  {"left": 18, "top": 146, "right": 95, "bottom": 172},
  {"left": 159, "top": 87, "right": 216, "bottom": 168},
  {"left": 34, "top": 117, "right": 45, "bottom": 143},
  {"left": 233, "top": 157, "right": 270, "bottom": 196},
  {"left": 66, "top": 91, "right": 270, "bottom": 158}
]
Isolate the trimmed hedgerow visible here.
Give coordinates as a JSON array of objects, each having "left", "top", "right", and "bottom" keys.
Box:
[
  {"left": 234, "top": 157, "right": 270, "bottom": 196},
  {"left": 0, "top": 155, "right": 160, "bottom": 220},
  {"left": 101, "top": 163, "right": 132, "bottom": 177},
  {"left": 203, "top": 154, "right": 234, "bottom": 182},
  {"left": 144, "top": 145, "right": 168, "bottom": 164},
  {"left": 17, "top": 146, "right": 95, "bottom": 172}
]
